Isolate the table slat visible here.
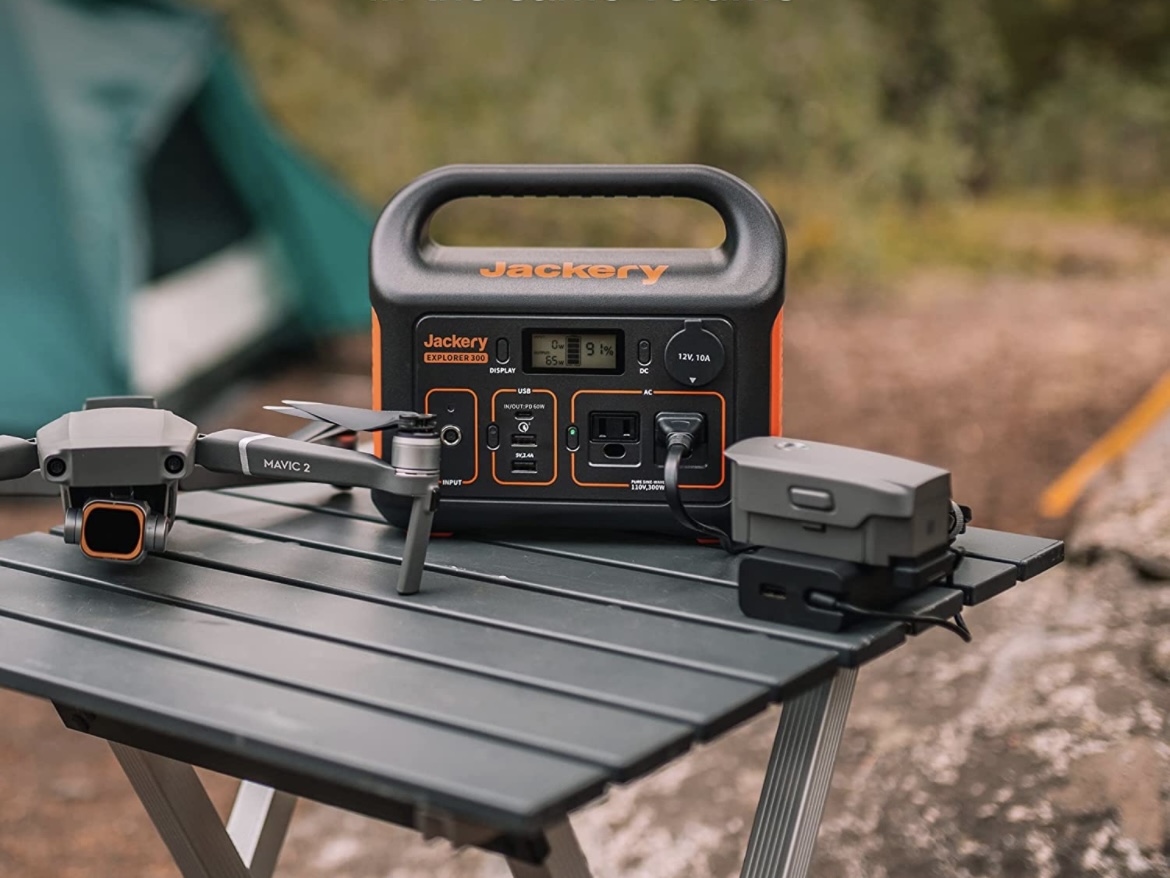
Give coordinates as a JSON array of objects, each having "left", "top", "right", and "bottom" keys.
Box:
[{"left": 954, "top": 528, "right": 1065, "bottom": 580}]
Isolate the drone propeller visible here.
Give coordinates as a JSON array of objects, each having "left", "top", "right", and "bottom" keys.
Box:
[
  {"left": 286, "top": 420, "right": 352, "bottom": 445},
  {"left": 265, "top": 401, "right": 431, "bottom": 434}
]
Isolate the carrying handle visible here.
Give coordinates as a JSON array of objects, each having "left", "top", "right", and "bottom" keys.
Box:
[{"left": 375, "top": 164, "right": 783, "bottom": 265}]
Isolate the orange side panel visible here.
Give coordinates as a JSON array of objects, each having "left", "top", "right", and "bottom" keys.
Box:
[
  {"left": 372, "top": 309, "right": 383, "bottom": 459},
  {"left": 770, "top": 309, "right": 784, "bottom": 436}
]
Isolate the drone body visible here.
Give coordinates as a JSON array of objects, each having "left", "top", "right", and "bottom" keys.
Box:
[
  {"left": 30, "top": 398, "right": 197, "bottom": 561},
  {"left": 0, "top": 397, "right": 442, "bottom": 594}
]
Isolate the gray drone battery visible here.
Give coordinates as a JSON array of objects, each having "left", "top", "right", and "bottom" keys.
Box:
[{"left": 724, "top": 437, "right": 952, "bottom": 566}]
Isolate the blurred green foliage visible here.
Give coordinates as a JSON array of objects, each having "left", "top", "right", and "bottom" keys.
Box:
[{"left": 194, "top": 0, "right": 1169, "bottom": 284}]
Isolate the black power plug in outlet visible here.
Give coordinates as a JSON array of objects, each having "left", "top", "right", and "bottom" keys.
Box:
[{"left": 654, "top": 412, "right": 709, "bottom": 468}]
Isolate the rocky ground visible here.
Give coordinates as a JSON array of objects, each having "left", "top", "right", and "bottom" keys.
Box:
[
  {"left": 1, "top": 220, "right": 1168, "bottom": 876},
  {"left": 804, "top": 401, "right": 1170, "bottom": 878}
]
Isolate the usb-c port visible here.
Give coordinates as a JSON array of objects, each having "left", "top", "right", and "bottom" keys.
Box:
[
  {"left": 514, "top": 410, "right": 534, "bottom": 421},
  {"left": 511, "top": 434, "right": 538, "bottom": 447}
]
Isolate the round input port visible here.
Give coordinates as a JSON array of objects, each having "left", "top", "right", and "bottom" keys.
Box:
[
  {"left": 440, "top": 425, "right": 463, "bottom": 446},
  {"left": 603, "top": 443, "right": 627, "bottom": 460}
]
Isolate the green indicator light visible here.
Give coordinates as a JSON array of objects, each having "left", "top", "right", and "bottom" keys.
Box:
[{"left": 569, "top": 427, "right": 578, "bottom": 435}]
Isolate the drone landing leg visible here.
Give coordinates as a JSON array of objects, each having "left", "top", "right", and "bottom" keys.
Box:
[{"left": 397, "top": 487, "right": 438, "bottom": 595}]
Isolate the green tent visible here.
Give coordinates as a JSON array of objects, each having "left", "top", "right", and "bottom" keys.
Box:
[{"left": 0, "top": 0, "right": 373, "bottom": 437}]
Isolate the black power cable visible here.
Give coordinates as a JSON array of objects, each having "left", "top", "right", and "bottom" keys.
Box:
[
  {"left": 662, "top": 430, "right": 756, "bottom": 554},
  {"left": 807, "top": 592, "right": 973, "bottom": 643}
]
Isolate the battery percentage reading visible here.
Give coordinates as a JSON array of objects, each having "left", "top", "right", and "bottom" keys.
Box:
[{"left": 530, "top": 332, "right": 619, "bottom": 370}]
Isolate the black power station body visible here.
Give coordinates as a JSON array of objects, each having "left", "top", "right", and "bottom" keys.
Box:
[{"left": 371, "top": 165, "right": 786, "bottom": 534}]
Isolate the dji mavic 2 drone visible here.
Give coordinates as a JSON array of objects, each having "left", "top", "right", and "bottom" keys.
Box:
[{"left": 0, "top": 397, "right": 441, "bottom": 594}]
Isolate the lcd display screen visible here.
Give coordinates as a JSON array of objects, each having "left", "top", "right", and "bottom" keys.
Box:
[{"left": 527, "top": 332, "right": 621, "bottom": 372}]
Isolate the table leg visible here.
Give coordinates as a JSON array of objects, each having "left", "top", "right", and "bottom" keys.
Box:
[
  {"left": 740, "top": 667, "right": 858, "bottom": 878},
  {"left": 506, "top": 820, "right": 593, "bottom": 878},
  {"left": 110, "top": 742, "right": 296, "bottom": 878},
  {"left": 227, "top": 781, "right": 298, "bottom": 878}
]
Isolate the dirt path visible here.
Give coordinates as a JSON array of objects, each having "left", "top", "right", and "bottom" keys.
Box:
[{"left": 1, "top": 224, "right": 1167, "bottom": 877}]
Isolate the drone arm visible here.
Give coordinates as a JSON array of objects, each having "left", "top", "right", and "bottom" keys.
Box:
[
  {"left": 195, "top": 430, "right": 436, "bottom": 497},
  {"left": 195, "top": 430, "right": 441, "bottom": 595},
  {"left": 0, "top": 436, "right": 41, "bottom": 482}
]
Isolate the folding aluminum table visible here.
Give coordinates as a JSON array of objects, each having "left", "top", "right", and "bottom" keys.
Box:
[{"left": 0, "top": 483, "right": 1062, "bottom": 878}]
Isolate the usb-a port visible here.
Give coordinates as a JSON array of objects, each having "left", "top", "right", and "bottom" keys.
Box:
[
  {"left": 511, "top": 433, "right": 538, "bottom": 447},
  {"left": 511, "top": 459, "right": 538, "bottom": 473},
  {"left": 514, "top": 410, "right": 534, "bottom": 420}
]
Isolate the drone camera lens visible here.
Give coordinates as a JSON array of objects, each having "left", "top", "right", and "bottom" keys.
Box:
[
  {"left": 164, "top": 454, "right": 185, "bottom": 474},
  {"left": 80, "top": 502, "right": 146, "bottom": 562},
  {"left": 45, "top": 457, "right": 66, "bottom": 477}
]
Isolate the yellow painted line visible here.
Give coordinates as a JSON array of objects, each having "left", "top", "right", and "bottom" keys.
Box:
[{"left": 1040, "top": 370, "right": 1170, "bottom": 518}]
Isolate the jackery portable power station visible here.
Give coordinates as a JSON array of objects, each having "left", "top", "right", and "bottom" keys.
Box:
[{"left": 370, "top": 164, "right": 786, "bottom": 533}]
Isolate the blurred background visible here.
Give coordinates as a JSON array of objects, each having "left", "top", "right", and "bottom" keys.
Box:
[{"left": 1, "top": 0, "right": 1169, "bottom": 876}]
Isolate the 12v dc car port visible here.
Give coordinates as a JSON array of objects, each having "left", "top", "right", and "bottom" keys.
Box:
[{"left": 664, "top": 320, "right": 725, "bottom": 387}]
